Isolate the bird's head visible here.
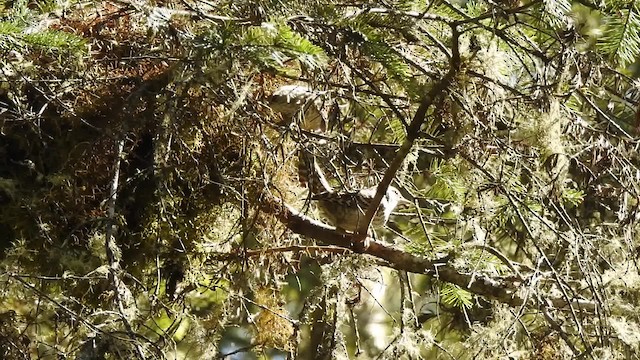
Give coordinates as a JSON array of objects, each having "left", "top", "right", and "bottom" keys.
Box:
[
  {"left": 381, "top": 186, "right": 410, "bottom": 220},
  {"left": 385, "top": 186, "right": 410, "bottom": 205}
]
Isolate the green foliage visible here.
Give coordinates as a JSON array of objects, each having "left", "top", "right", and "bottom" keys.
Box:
[
  {"left": 23, "top": 29, "right": 85, "bottom": 51},
  {"left": 0, "top": 20, "right": 85, "bottom": 53},
  {"left": 562, "top": 188, "right": 585, "bottom": 207},
  {"left": 405, "top": 224, "right": 455, "bottom": 256},
  {"left": 363, "top": 40, "right": 412, "bottom": 79},
  {"left": 542, "top": 0, "right": 572, "bottom": 28},
  {"left": 241, "top": 22, "right": 327, "bottom": 70},
  {"left": 0, "top": 21, "right": 21, "bottom": 34},
  {"left": 387, "top": 117, "right": 407, "bottom": 143},
  {"left": 440, "top": 283, "right": 473, "bottom": 309},
  {"left": 598, "top": 2, "right": 640, "bottom": 66},
  {"left": 424, "top": 161, "right": 466, "bottom": 204}
]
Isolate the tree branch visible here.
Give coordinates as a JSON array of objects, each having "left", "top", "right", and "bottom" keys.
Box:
[
  {"left": 263, "top": 193, "right": 597, "bottom": 311},
  {"left": 105, "top": 137, "right": 145, "bottom": 359},
  {"left": 354, "top": 25, "right": 462, "bottom": 243}
]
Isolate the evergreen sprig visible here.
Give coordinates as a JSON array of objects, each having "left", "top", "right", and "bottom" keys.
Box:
[
  {"left": 598, "top": 2, "right": 640, "bottom": 66},
  {"left": 0, "top": 20, "right": 85, "bottom": 53}
]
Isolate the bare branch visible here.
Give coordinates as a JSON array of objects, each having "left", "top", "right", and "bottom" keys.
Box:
[{"left": 354, "top": 25, "right": 462, "bottom": 242}]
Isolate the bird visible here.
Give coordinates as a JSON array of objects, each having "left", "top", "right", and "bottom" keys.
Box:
[
  {"left": 312, "top": 186, "right": 406, "bottom": 232},
  {"left": 269, "top": 84, "right": 327, "bottom": 132}
]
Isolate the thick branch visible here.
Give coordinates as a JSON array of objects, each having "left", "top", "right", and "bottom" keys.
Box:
[{"left": 263, "top": 194, "right": 596, "bottom": 311}]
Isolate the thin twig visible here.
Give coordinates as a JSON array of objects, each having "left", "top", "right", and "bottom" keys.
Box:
[{"left": 105, "top": 138, "right": 146, "bottom": 359}]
